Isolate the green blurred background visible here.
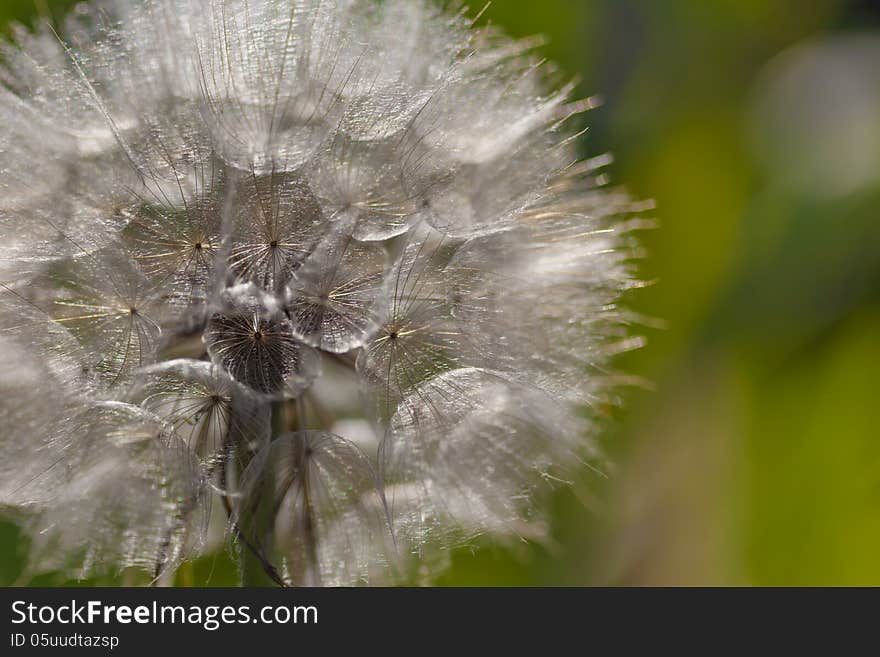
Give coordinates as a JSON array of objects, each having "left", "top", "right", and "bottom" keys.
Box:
[{"left": 2, "top": 0, "right": 879, "bottom": 586}]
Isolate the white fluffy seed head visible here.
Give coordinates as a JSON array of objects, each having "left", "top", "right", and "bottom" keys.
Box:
[{"left": 0, "top": 0, "right": 646, "bottom": 585}]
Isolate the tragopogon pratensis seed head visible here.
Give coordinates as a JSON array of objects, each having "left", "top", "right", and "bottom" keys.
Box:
[{"left": 0, "top": 0, "right": 648, "bottom": 586}]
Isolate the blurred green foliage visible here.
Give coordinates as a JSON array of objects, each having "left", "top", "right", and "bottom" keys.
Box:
[{"left": 2, "top": 0, "right": 879, "bottom": 586}]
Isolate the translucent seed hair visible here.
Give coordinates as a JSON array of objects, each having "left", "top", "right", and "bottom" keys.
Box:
[{"left": 0, "top": 0, "right": 647, "bottom": 585}]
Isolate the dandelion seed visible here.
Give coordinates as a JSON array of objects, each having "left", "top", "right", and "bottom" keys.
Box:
[
  {"left": 235, "top": 431, "right": 388, "bottom": 586},
  {"left": 204, "top": 300, "right": 321, "bottom": 400},
  {"left": 286, "top": 226, "right": 386, "bottom": 353},
  {"left": 227, "top": 171, "right": 324, "bottom": 291},
  {"left": 29, "top": 402, "right": 206, "bottom": 579},
  {"left": 123, "top": 168, "right": 224, "bottom": 315},
  {"left": 50, "top": 248, "right": 163, "bottom": 386},
  {"left": 127, "top": 359, "right": 270, "bottom": 467},
  {"left": 382, "top": 368, "right": 585, "bottom": 540}
]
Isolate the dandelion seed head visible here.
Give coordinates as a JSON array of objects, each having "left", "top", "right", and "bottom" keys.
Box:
[{"left": 0, "top": 0, "right": 646, "bottom": 585}]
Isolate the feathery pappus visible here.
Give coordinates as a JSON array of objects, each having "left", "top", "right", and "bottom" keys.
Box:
[{"left": 0, "top": 0, "right": 648, "bottom": 586}]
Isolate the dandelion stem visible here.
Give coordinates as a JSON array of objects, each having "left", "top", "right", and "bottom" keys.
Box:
[
  {"left": 237, "top": 522, "right": 288, "bottom": 587},
  {"left": 239, "top": 400, "right": 289, "bottom": 587},
  {"left": 294, "top": 426, "right": 320, "bottom": 586}
]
